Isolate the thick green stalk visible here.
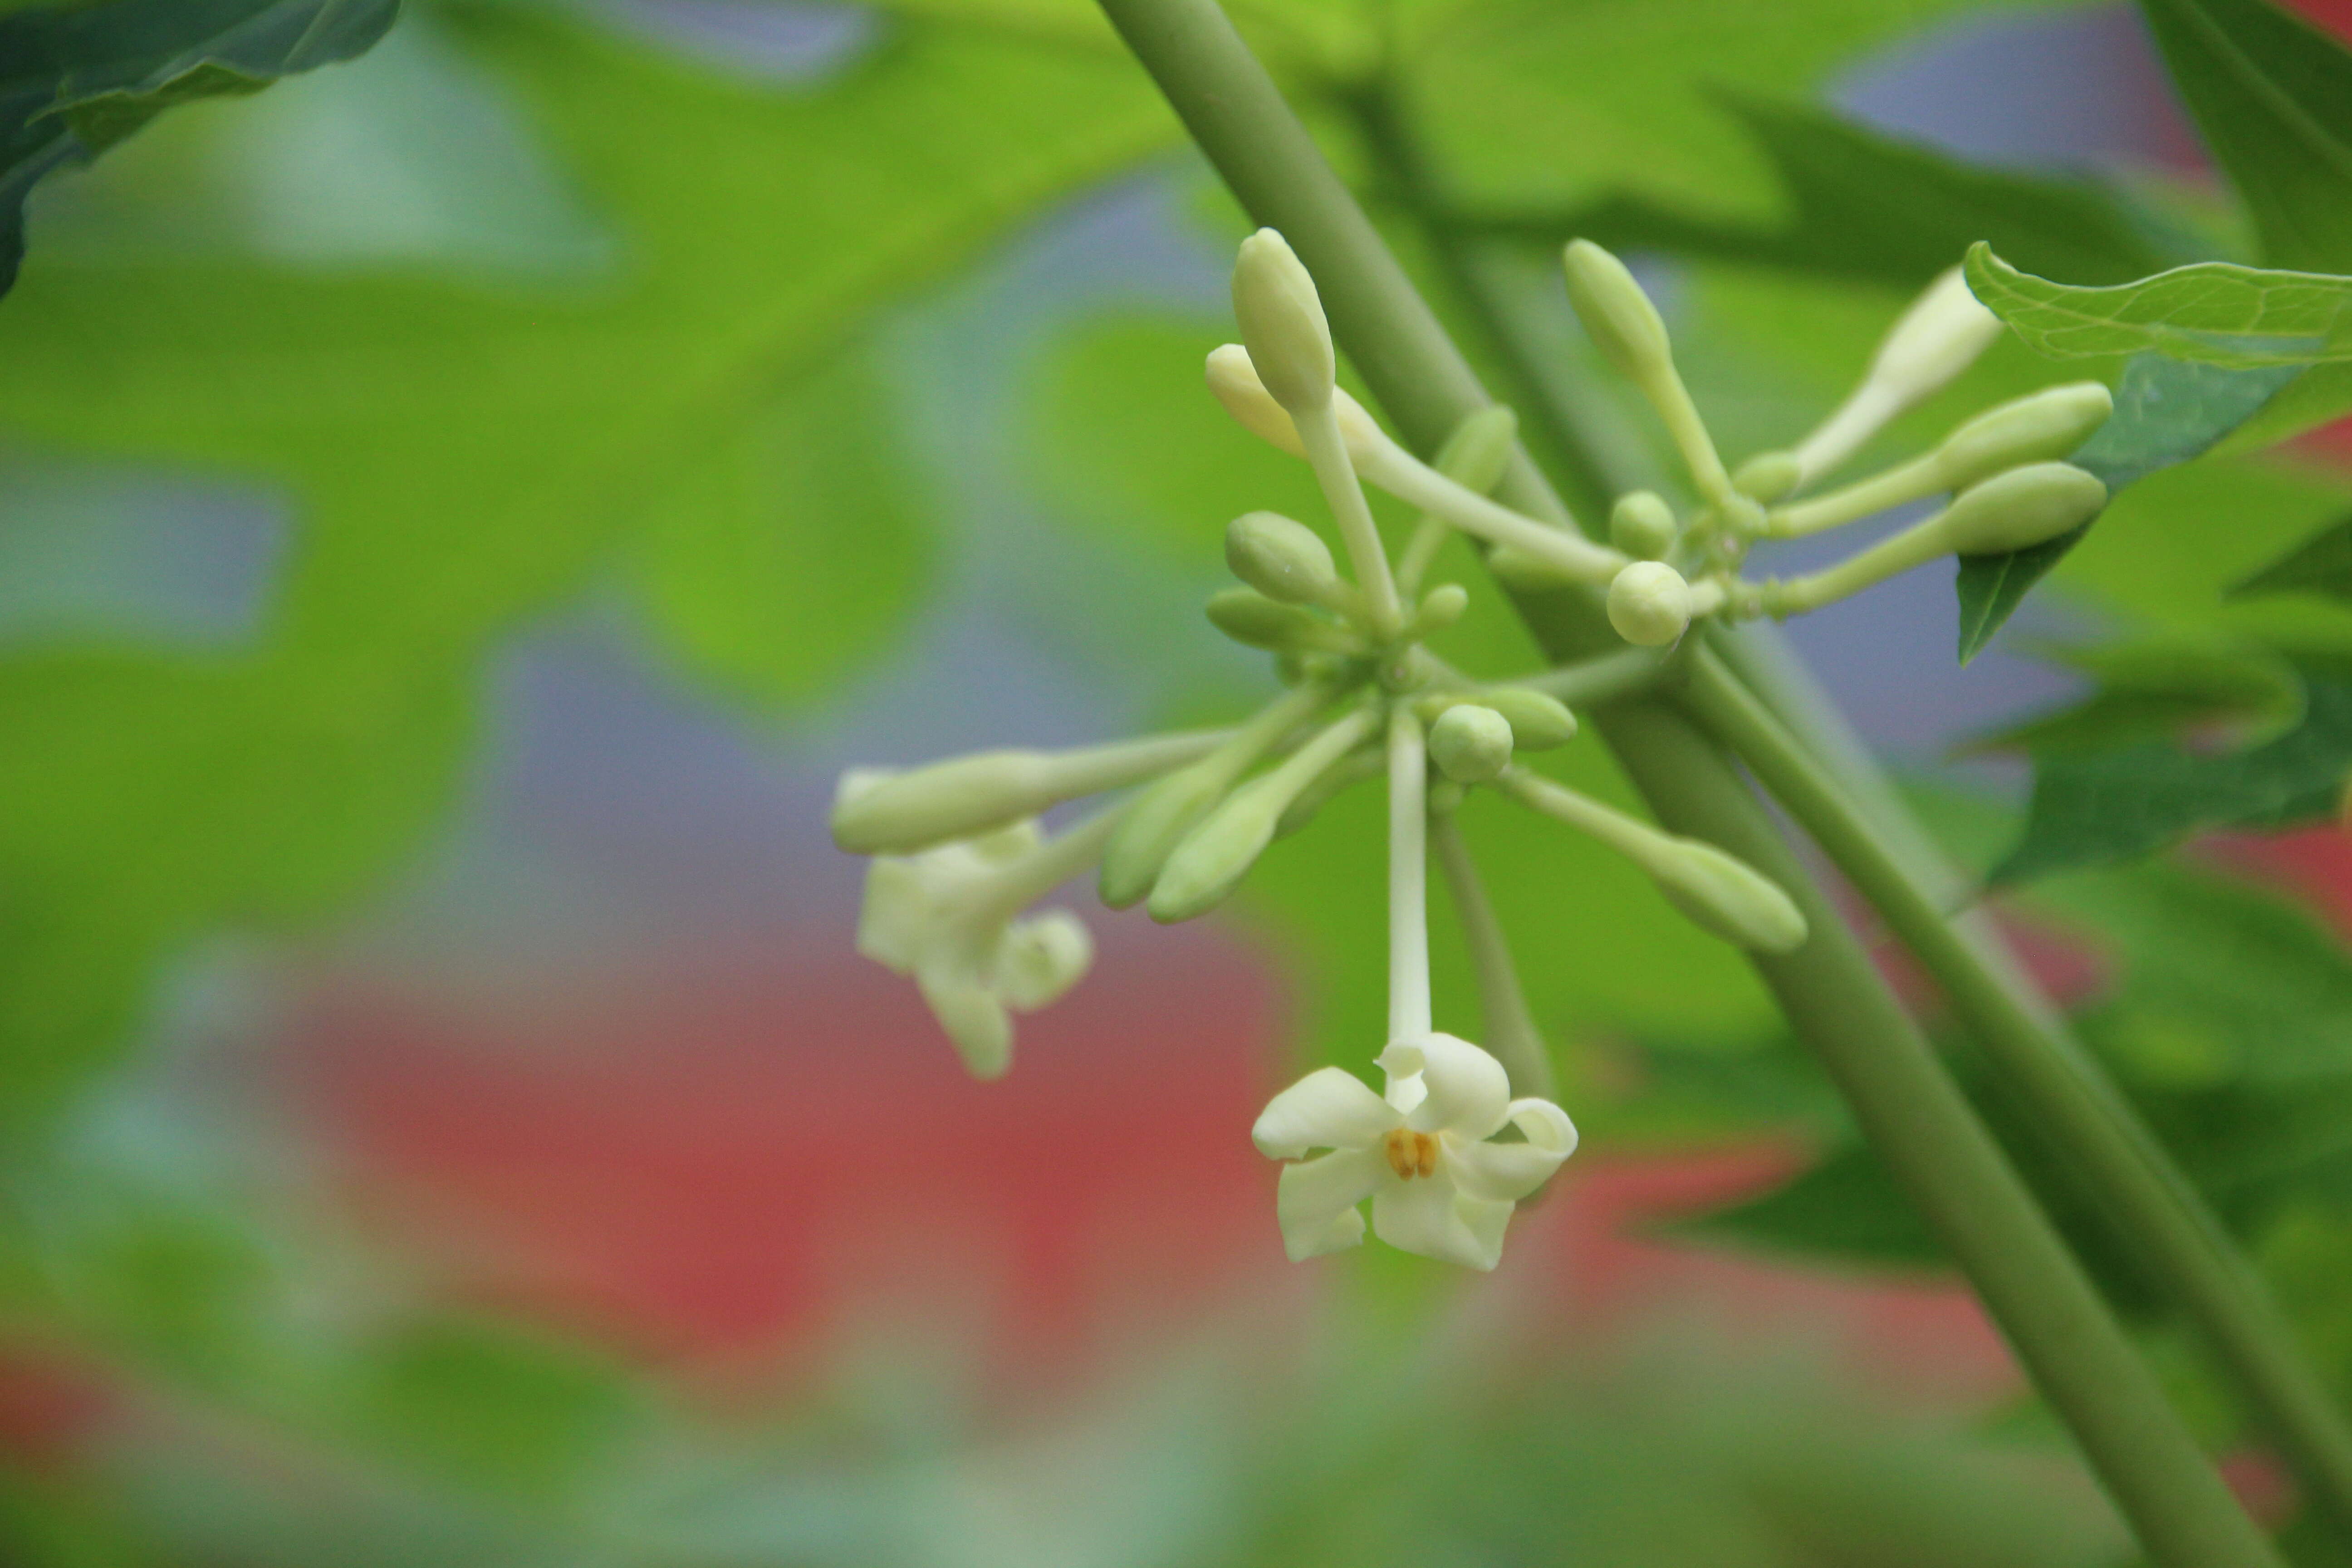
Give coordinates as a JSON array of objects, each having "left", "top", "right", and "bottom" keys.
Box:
[
  {"left": 1087, "top": 0, "right": 2283, "bottom": 1560},
  {"left": 1686, "top": 647, "right": 2352, "bottom": 1544}
]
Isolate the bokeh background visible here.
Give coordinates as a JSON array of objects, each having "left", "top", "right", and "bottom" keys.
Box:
[{"left": 6, "top": 0, "right": 2352, "bottom": 1562}]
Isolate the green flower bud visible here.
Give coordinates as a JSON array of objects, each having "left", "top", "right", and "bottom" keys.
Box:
[
  {"left": 1646, "top": 837, "right": 1809, "bottom": 953},
  {"left": 1607, "top": 561, "right": 1692, "bottom": 647},
  {"left": 1148, "top": 774, "right": 1288, "bottom": 922},
  {"left": 1933, "top": 382, "right": 2114, "bottom": 491},
  {"left": 1609, "top": 490, "right": 1679, "bottom": 559},
  {"left": 1936, "top": 462, "right": 2108, "bottom": 555},
  {"left": 1275, "top": 746, "right": 1382, "bottom": 838},
  {"left": 1563, "top": 240, "right": 1673, "bottom": 387},
  {"left": 1204, "top": 344, "right": 1384, "bottom": 462},
  {"left": 1731, "top": 451, "right": 1801, "bottom": 504},
  {"left": 1434, "top": 405, "right": 1519, "bottom": 493},
  {"left": 1865, "top": 266, "right": 2004, "bottom": 407},
  {"left": 1101, "top": 763, "right": 1230, "bottom": 908},
  {"left": 1480, "top": 688, "right": 1577, "bottom": 749},
  {"left": 1226, "top": 510, "right": 1340, "bottom": 605},
  {"left": 1232, "top": 229, "right": 1334, "bottom": 414},
  {"left": 1205, "top": 587, "right": 1356, "bottom": 653},
  {"left": 1429, "top": 704, "right": 1515, "bottom": 784},
  {"left": 1411, "top": 583, "right": 1470, "bottom": 636}
]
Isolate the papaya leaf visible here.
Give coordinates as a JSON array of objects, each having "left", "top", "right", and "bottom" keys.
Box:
[
  {"left": 1962, "top": 245, "right": 2352, "bottom": 365},
  {"left": 1956, "top": 640, "right": 2300, "bottom": 756},
  {"left": 2230, "top": 510, "right": 2352, "bottom": 601},
  {"left": 2137, "top": 0, "right": 2352, "bottom": 274},
  {"left": 0, "top": 0, "right": 400, "bottom": 295}
]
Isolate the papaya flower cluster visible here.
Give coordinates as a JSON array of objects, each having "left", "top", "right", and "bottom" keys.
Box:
[{"left": 831, "top": 229, "right": 1846, "bottom": 1271}]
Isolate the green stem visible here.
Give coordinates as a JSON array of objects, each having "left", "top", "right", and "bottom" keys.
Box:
[
  {"left": 1086, "top": 0, "right": 2283, "bottom": 1560},
  {"left": 1685, "top": 646, "right": 2352, "bottom": 1547}
]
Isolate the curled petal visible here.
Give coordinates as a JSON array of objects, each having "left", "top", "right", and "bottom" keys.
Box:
[
  {"left": 916, "top": 963, "right": 1014, "bottom": 1080},
  {"left": 856, "top": 857, "right": 933, "bottom": 975},
  {"left": 1274, "top": 1148, "right": 1381, "bottom": 1261},
  {"left": 1377, "top": 1032, "right": 1509, "bottom": 1138},
  {"left": 995, "top": 910, "right": 1093, "bottom": 1011},
  {"left": 1253, "top": 1067, "right": 1396, "bottom": 1160},
  {"left": 1371, "top": 1172, "right": 1496, "bottom": 1271}
]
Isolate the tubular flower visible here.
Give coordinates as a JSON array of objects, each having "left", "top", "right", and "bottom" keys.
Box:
[
  {"left": 1252, "top": 1032, "right": 1577, "bottom": 1270},
  {"left": 854, "top": 811, "right": 1094, "bottom": 1080}
]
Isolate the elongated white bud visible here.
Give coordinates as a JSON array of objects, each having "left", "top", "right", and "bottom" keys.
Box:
[
  {"left": 1102, "top": 764, "right": 1231, "bottom": 909},
  {"left": 1233, "top": 229, "right": 1335, "bottom": 414},
  {"left": 1205, "top": 344, "right": 1384, "bottom": 462},
  {"left": 1226, "top": 510, "right": 1340, "bottom": 605},
  {"left": 1732, "top": 451, "right": 1801, "bottom": 504},
  {"left": 1935, "top": 461, "right": 2107, "bottom": 554},
  {"left": 1482, "top": 688, "right": 1577, "bottom": 749},
  {"left": 1205, "top": 587, "right": 1359, "bottom": 654},
  {"left": 1866, "top": 266, "right": 2003, "bottom": 407},
  {"left": 1563, "top": 240, "right": 1673, "bottom": 387},
  {"left": 832, "top": 736, "right": 1220, "bottom": 857},
  {"left": 1148, "top": 775, "right": 1289, "bottom": 922},
  {"left": 1933, "top": 382, "right": 2114, "bottom": 491},
  {"left": 1276, "top": 746, "right": 1382, "bottom": 838},
  {"left": 1646, "top": 837, "right": 1809, "bottom": 954},
  {"left": 1429, "top": 704, "right": 1514, "bottom": 784},
  {"left": 1607, "top": 561, "right": 1692, "bottom": 646},
  {"left": 1609, "top": 491, "right": 1678, "bottom": 559}
]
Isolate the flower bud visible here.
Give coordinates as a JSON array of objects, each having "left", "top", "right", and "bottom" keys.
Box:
[
  {"left": 1276, "top": 747, "right": 1382, "bottom": 837},
  {"left": 1607, "top": 561, "right": 1692, "bottom": 647},
  {"left": 1935, "top": 462, "right": 2108, "bottom": 555},
  {"left": 1646, "top": 838, "right": 1808, "bottom": 953},
  {"left": 1480, "top": 688, "right": 1577, "bottom": 750},
  {"left": 1148, "top": 776, "right": 1287, "bottom": 922},
  {"left": 1863, "top": 266, "right": 2004, "bottom": 408},
  {"left": 1932, "top": 382, "right": 2114, "bottom": 491},
  {"left": 1732, "top": 450, "right": 1801, "bottom": 504},
  {"left": 1205, "top": 344, "right": 1384, "bottom": 462},
  {"left": 1205, "top": 587, "right": 1353, "bottom": 653},
  {"left": 1429, "top": 704, "right": 1514, "bottom": 784},
  {"left": 1410, "top": 583, "right": 1470, "bottom": 636},
  {"left": 832, "top": 754, "right": 1051, "bottom": 855},
  {"left": 1101, "top": 764, "right": 1229, "bottom": 908},
  {"left": 1563, "top": 240, "right": 1673, "bottom": 387},
  {"left": 1434, "top": 405, "right": 1519, "bottom": 493},
  {"left": 1609, "top": 490, "right": 1679, "bottom": 559},
  {"left": 1226, "top": 510, "right": 1340, "bottom": 605},
  {"left": 995, "top": 910, "right": 1093, "bottom": 1010},
  {"left": 1232, "top": 229, "right": 1334, "bottom": 414}
]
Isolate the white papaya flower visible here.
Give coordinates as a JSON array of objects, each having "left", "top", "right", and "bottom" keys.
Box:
[{"left": 1251, "top": 1032, "right": 1577, "bottom": 1270}]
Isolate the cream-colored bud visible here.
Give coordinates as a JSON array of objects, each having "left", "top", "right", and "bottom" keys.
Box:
[
  {"left": 1865, "top": 266, "right": 2004, "bottom": 407},
  {"left": 1275, "top": 747, "right": 1382, "bottom": 838},
  {"left": 1646, "top": 838, "right": 1809, "bottom": 953},
  {"left": 1481, "top": 688, "right": 1577, "bottom": 750},
  {"left": 1935, "top": 462, "right": 2108, "bottom": 555},
  {"left": 1226, "top": 511, "right": 1339, "bottom": 605},
  {"left": 1933, "top": 382, "right": 2114, "bottom": 491},
  {"left": 1147, "top": 776, "right": 1287, "bottom": 922},
  {"left": 1101, "top": 764, "right": 1229, "bottom": 908},
  {"left": 1205, "top": 343, "right": 1384, "bottom": 462},
  {"left": 831, "top": 754, "right": 1051, "bottom": 855},
  {"left": 1609, "top": 491, "right": 1679, "bottom": 559},
  {"left": 1732, "top": 451, "right": 1801, "bottom": 504},
  {"left": 995, "top": 910, "right": 1093, "bottom": 1010},
  {"left": 1607, "top": 561, "right": 1692, "bottom": 647},
  {"left": 1434, "top": 405, "right": 1519, "bottom": 493},
  {"left": 1429, "top": 704, "right": 1515, "bottom": 784},
  {"left": 1205, "top": 587, "right": 1355, "bottom": 653},
  {"left": 1232, "top": 229, "right": 1335, "bottom": 414},
  {"left": 1411, "top": 583, "right": 1470, "bottom": 636},
  {"left": 1563, "top": 240, "right": 1673, "bottom": 387}
]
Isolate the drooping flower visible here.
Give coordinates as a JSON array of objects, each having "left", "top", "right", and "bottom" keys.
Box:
[{"left": 1251, "top": 1032, "right": 1576, "bottom": 1270}]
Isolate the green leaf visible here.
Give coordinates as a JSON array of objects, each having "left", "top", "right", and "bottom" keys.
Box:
[
  {"left": 2231, "top": 510, "right": 2352, "bottom": 601},
  {"left": 1991, "top": 661, "right": 2352, "bottom": 884},
  {"left": 1680, "top": 1142, "right": 1942, "bottom": 1267},
  {"left": 1950, "top": 353, "right": 2301, "bottom": 662},
  {"left": 2137, "top": 0, "right": 2352, "bottom": 274},
  {"left": 1963, "top": 245, "right": 2352, "bottom": 366},
  {"left": 0, "top": 0, "right": 399, "bottom": 295},
  {"left": 1486, "top": 91, "right": 2174, "bottom": 291},
  {"left": 1958, "top": 640, "right": 2300, "bottom": 755}
]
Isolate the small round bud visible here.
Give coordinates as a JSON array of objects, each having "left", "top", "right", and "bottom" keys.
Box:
[
  {"left": 1205, "top": 587, "right": 1349, "bottom": 653},
  {"left": 1429, "top": 704, "right": 1515, "bottom": 784},
  {"left": 1232, "top": 229, "right": 1334, "bottom": 414},
  {"left": 1864, "top": 266, "right": 2004, "bottom": 407},
  {"left": 1434, "top": 405, "right": 1519, "bottom": 492},
  {"left": 1563, "top": 240, "right": 1673, "bottom": 386},
  {"left": 1226, "top": 511, "right": 1339, "bottom": 605},
  {"left": 1607, "top": 561, "right": 1692, "bottom": 647},
  {"left": 1936, "top": 462, "right": 2108, "bottom": 555},
  {"left": 1609, "top": 490, "right": 1679, "bottom": 559},
  {"left": 1934, "top": 382, "right": 2115, "bottom": 491},
  {"left": 1411, "top": 583, "right": 1470, "bottom": 636},
  {"left": 1731, "top": 451, "right": 1801, "bottom": 504},
  {"left": 1480, "top": 688, "right": 1577, "bottom": 750},
  {"left": 1647, "top": 838, "right": 1809, "bottom": 953}
]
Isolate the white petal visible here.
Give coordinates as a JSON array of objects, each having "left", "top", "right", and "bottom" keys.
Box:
[
  {"left": 1274, "top": 1148, "right": 1381, "bottom": 1261},
  {"left": 1252, "top": 1067, "right": 1396, "bottom": 1159},
  {"left": 1371, "top": 1171, "right": 1496, "bottom": 1271},
  {"left": 916, "top": 962, "right": 1014, "bottom": 1079},
  {"left": 855, "top": 857, "right": 933, "bottom": 974},
  {"left": 1377, "top": 1032, "right": 1509, "bottom": 1138},
  {"left": 994, "top": 910, "right": 1093, "bottom": 1011},
  {"left": 1453, "top": 1193, "right": 1516, "bottom": 1271},
  {"left": 1445, "top": 1097, "right": 1578, "bottom": 1203}
]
